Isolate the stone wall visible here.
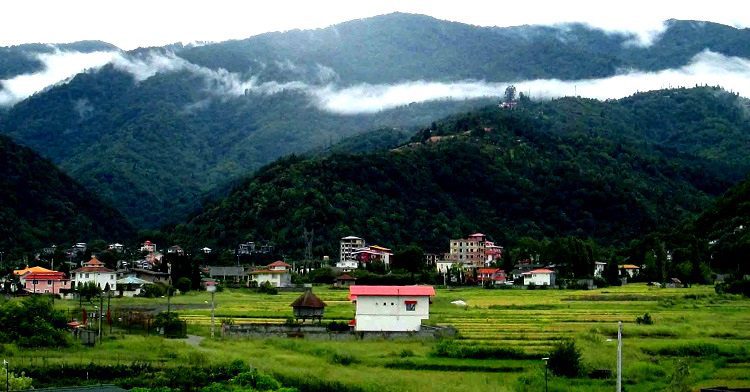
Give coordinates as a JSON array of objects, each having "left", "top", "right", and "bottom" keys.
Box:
[{"left": 222, "top": 323, "right": 456, "bottom": 340}]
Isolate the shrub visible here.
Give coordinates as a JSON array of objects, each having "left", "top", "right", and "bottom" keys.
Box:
[
  {"left": 636, "top": 313, "right": 654, "bottom": 325},
  {"left": 258, "top": 281, "right": 278, "bottom": 295},
  {"left": 175, "top": 277, "right": 192, "bottom": 293},
  {"left": 547, "top": 340, "right": 583, "bottom": 377},
  {"left": 330, "top": 352, "right": 358, "bottom": 366},
  {"left": 431, "top": 340, "right": 536, "bottom": 359},
  {"left": 326, "top": 321, "right": 350, "bottom": 332}
]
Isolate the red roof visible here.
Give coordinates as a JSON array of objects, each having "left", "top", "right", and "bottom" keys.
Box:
[
  {"left": 524, "top": 268, "right": 554, "bottom": 274},
  {"left": 477, "top": 268, "right": 502, "bottom": 275},
  {"left": 24, "top": 271, "right": 67, "bottom": 280},
  {"left": 268, "top": 261, "right": 291, "bottom": 268},
  {"left": 337, "top": 273, "right": 356, "bottom": 281},
  {"left": 349, "top": 285, "right": 435, "bottom": 300},
  {"left": 72, "top": 266, "right": 114, "bottom": 273},
  {"left": 85, "top": 257, "right": 104, "bottom": 266}
]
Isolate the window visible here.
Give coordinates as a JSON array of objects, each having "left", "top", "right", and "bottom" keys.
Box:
[
  {"left": 47, "top": 280, "right": 52, "bottom": 285},
  {"left": 85, "top": 273, "right": 90, "bottom": 278},
  {"left": 405, "top": 300, "right": 417, "bottom": 311}
]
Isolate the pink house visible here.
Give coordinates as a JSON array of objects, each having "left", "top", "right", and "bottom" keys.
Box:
[{"left": 24, "top": 271, "right": 71, "bottom": 295}]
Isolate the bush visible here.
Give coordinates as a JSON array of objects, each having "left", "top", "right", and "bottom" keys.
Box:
[
  {"left": 153, "top": 312, "right": 186, "bottom": 338},
  {"left": 716, "top": 278, "right": 750, "bottom": 297},
  {"left": 326, "top": 321, "right": 350, "bottom": 332},
  {"left": 231, "top": 369, "right": 281, "bottom": 391},
  {"left": 330, "top": 352, "right": 358, "bottom": 366},
  {"left": 258, "top": 281, "right": 278, "bottom": 295},
  {"left": 431, "top": 340, "right": 537, "bottom": 359},
  {"left": 547, "top": 340, "right": 582, "bottom": 377},
  {"left": 175, "top": 277, "right": 192, "bottom": 293},
  {"left": 140, "top": 283, "right": 166, "bottom": 298},
  {"left": 636, "top": 313, "right": 654, "bottom": 325}
]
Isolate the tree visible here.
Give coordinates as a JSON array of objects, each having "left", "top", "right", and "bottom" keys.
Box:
[
  {"left": 79, "top": 281, "right": 101, "bottom": 301},
  {"left": 176, "top": 277, "right": 192, "bottom": 293},
  {"left": 547, "top": 340, "right": 582, "bottom": 377},
  {"left": 393, "top": 245, "right": 425, "bottom": 275}
]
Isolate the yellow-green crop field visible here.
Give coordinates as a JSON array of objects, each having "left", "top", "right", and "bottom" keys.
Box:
[{"left": 8, "top": 284, "right": 750, "bottom": 391}]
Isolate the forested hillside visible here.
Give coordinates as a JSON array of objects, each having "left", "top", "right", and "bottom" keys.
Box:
[
  {"left": 171, "top": 87, "right": 748, "bottom": 257},
  {"left": 0, "top": 135, "right": 135, "bottom": 258},
  {"left": 1, "top": 14, "right": 748, "bottom": 228}
]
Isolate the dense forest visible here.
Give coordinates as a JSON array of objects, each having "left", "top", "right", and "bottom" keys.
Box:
[
  {"left": 171, "top": 87, "right": 748, "bottom": 264},
  {"left": 2, "top": 14, "right": 749, "bottom": 228},
  {"left": 0, "top": 135, "right": 135, "bottom": 258}
]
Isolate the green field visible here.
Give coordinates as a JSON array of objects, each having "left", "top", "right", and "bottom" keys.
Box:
[{"left": 7, "top": 284, "right": 750, "bottom": 391}]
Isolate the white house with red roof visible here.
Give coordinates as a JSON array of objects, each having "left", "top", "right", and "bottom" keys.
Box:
[
  {"left": 249, "top": 261, "right": 292, "bottom": 287},
  {"left": 71, "top": 256, "right": 117, "bottom": 291},
  {"left": 352, "top": 245, "right": 393, "bottom": 268},
  {"left": 349, "top": 285, "right": 436, "bottom": 332},
  {"left": 477, "top": 268, "right": 506, "bottom": 285},
  {"left": 522, "top": 268, "right": 556, "bottom": 286},
  {"left": 23, "top": 270, "right": 71, "bottom": 295}
]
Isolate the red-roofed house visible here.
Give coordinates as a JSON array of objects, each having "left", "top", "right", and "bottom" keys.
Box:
[
  {"left": 522, "top": 268, "right": 556, "bottom": 286},
  {"left": 352, "top": 245, "right": 393, "bottom": 268},
  {"left": 249, "top": 261, "right": 292, "bottom": 287},
  {"left": 24, "top": 271, "right": 71, "bottom": 295},
  {"left": 477, "top": 268, "right": 506, "bottom": 285},
  {"left": 349, "top": 285, "right": 436, "bottom": 332},
  {"left": 71, "top": 256, "right": 117, "bottom": 291},
  {"left": 619, "top": 264, "right": 640, "bottom": 278}
]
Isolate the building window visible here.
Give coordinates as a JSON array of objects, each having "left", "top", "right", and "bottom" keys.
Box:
[
  {"left": 85, "top": 273, "right": 90, "bottom": 278},
  {"left": 47, "top": 280, "right": 52, "bottom": 285},
  {"left": 405, "top": 301, "right": 417, "bottom": 311}
]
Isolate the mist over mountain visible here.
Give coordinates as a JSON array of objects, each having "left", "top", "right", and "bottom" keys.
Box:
[{"left": 1, "top": 13, "right": 749, "bottom": 228}]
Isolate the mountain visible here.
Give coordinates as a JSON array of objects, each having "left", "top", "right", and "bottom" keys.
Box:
[
  {"left": 1, "top": 14, "right": 749, "bottom": 228},
  {"left": 170, "top": 87, "right": 749, "bottom": 256},
  {"left": 0, "top": 40, "right": 117, "bottom": 79},
  {"left": 694, "top": 177, "right": 750, "bottom": 275},
  {"left": 0, "top": 134, "right": 135, "bottom": 258}
]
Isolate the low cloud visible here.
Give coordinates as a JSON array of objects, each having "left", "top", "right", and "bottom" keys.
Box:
[
  {"left": 0, "top": 49, "right": 119, "bottom": 106},
  {"left": 312, "top": 50, "right": 750, "bottom": 114}
]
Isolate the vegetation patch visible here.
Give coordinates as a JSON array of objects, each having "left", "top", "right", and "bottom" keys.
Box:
[{"left": 431, "top": 340, "right": 538, "bottom": 360}]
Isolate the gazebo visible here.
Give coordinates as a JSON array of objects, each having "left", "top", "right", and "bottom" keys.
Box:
[{"left": 290, "top": 289, "right": 326, "bottom": 323}]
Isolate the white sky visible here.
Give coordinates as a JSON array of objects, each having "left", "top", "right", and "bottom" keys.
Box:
[{"left": 1, "top": 0, "right": 746, "bottom": 50}]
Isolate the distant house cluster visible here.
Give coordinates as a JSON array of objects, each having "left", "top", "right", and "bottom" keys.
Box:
[{"left": 336, "top": 236, "right": 393, "bottom": 271}]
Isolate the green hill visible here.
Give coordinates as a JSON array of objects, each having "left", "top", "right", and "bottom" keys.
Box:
[
  {"left": 0, "top": 135, "right": 135, "bottom": 259},
  {"left": 2, "top": 14, "right": 749, "bottom": 228},
  {"left": 171, "top": 87, "right": 748, "bottom": 256}
]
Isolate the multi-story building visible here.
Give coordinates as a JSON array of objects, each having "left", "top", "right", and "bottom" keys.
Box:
[
  {"left": 448, "top": 233, "right": 487, "bottom": 267},
  {"left": 339, "top": 236, "right": 365, "bottom": 268},
  {"left": 352, "top": 245, "right": 392, "bottom": 268},
  {"left": 23, "top": 270, "right": 71, "bottom": 295}
]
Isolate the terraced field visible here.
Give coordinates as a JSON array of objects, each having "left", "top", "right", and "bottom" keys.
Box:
[{"left": 33, "top": 284, "right": 750, "bottom": 391}]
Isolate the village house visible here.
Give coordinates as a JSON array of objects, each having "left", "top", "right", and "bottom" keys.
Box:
[
  {"left": 108, "top": 243, "right": 124, "bottom": 252},
  {"left": 140, "top": 240, "right": 157, "bottom": 253},
  {"left": 115, "top": 276, "right": 152, "bottom": 297},
  {"left": 249, "top": 261, "right": 292, "bottom": 287},
  {"left": 207, "top": 266, "right": 247, "bottom": 283},
  {"left": 338, "top": 236, "right": 365, "bottom": 270},
  {"left": 348, "top": 285, "right": 436, "bottom": 332},
  {"left": 424, "top": 253, "right": 440, "bottom": 267},
  {"left": 436, "top": 260, "right": 456, "bottom": 274},
  {"left": 201, "top": 247, "right": 212, "bottom": 254},
  {"left": 23, "top": 270, "right": 71, "bottom": 295},
  {"left": 120, "top": 268, "right": 171, "bottom": 284},
  {"left": 594, "top": 261, "right": 607, "bottom": 277},
  {"left": 619, "top": 264, "right": 640, "bottom": 278},
  {"left": 352, "top": 245, "right": 393, "bottom": 268},
  {"left": 71, "top": 256, "right": 117, "bottom": 291},
  {"left": 477, "top": 268, "right": 507, "bottom": 285},
  {"left": 167, "top": 245, "right": 185, "bottom": 255},
  {"left": 14, "top": 266, "right": 54, "bottom": 285},
  {"left": 522, "top": 268, "right": 556, "bottom": 286}
]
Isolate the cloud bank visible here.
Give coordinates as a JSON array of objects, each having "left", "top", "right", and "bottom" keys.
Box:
[{"left": 0, "top": 49, "right": 119, "bottom": 106}]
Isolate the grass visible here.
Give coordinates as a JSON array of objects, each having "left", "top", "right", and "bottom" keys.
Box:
[{"left": 5, "top": 283, "right": 746, "bottom": 391}]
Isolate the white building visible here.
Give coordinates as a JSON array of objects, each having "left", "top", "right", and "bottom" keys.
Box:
[
  {"left": 349, "top": 285, "right": 436, "bottom": 332},
  {"left": 108, "top": 243, "right": 124, "bottom": 252},
  {"left": 250, "top": 261, "right": 292, "bottom": 287},
  {"left": 339, "top": 236, "right": 365, "bottom": 266},
  {"left": 351, "top": 245, "right": 393, "bottom": 268},
  {"left": 619, "top": 264, "right": 640, "bottom": 278},
  {"left": 140, "top": 240, "right": 156, "bottom": 253},
  {"left": 71, "top": 256, "right": 117, "bottom": 291},
  {"left": 522, "top": 268, "right": 556, "bottom": 286},
  {"left": 594, "top": 262, "right": 607, "bottom": 277}
]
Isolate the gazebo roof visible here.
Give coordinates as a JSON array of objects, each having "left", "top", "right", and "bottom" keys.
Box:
[
  {"left": 116, "top": 276, "right": 152, "bottom": 285},
  {"left": 290, "top": 290, "right": 326, "bottom": 308}
]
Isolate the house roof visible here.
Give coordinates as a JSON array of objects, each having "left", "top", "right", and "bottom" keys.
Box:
[
  {"left": 24, "top": 271, "right": 67, "bottom": 280},
  {"left": 468, "top": 233, "right": 485, "bottom": 237},
  {"left": 207, "top": 266, "right": 246, "bottom": 276},
  {"left": 85, "top": 257, "right": 104, "bottom": 266},
  {"left": 369, "top": 245, "right": 392, "bottom": 252},
  {"left": 337, "top": 273, "right": 356, "bottom": 281},
  {"left": 14, "top": 266, "right": 54, "bottom": 276},
  {"left": 72, "top": 266, "right": 115, "bottom": 273},
  {"left": 268, "top": 261, "right": 291, "bottom": 268},
  {"left": 595, "top": 261, "right": 607, "bottom": 265},
  {"left": 349, "top": 285, "right": 435, "bottom": 300},
  {"left": 117, "top": 276, "right": 152, "bottom": 285},
  {"left": 250, "top": 269, "right": 288, "bottom": 275},
  {"left": 477, "top": 268, "right": 503, "bottom": 274},
  {"left": 130, "top": 268, "right": 170, "bottom": 276},
  {"left": 341, "top": 236, "right": 363, "bottom": 240},
  {"left": 620, "top": 264, "right": 640, "bottom": 269},
  {"left": 523, "top": 268, "right": 555, "bottom": 274},
  {"left": 290, "top": 290, "right": 326, "bottom": 308}
]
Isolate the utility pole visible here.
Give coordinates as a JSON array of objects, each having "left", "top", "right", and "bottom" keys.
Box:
[
  {"left": 207, "top": 283, "right": 216, "bottom": 338},
  {"left": 617, "top": 320, "right": 622, "bottom": 392},
  {"left": 542, "top": 357, "right": 549, "bottom": 392},
  {"left": 99, "top": 293, "right": 104, "bottom": 344}
]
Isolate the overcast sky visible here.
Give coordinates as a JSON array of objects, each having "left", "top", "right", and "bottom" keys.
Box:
[{"left": 1, "top": 0, "right": 746, "bottom": 50}]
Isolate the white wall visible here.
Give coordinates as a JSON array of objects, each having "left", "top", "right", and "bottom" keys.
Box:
[
  {"left": 252, "top": 272, "right": 291, "bottom": 287},
  {"left": 355, "top": 295, "right": 430, "bottom": 331},
  {"left": 72, "top": 271, "right": 117, "bottom": 291},
  {"left": 524, "top": 272, "right": 554, "bottom": 286}
]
